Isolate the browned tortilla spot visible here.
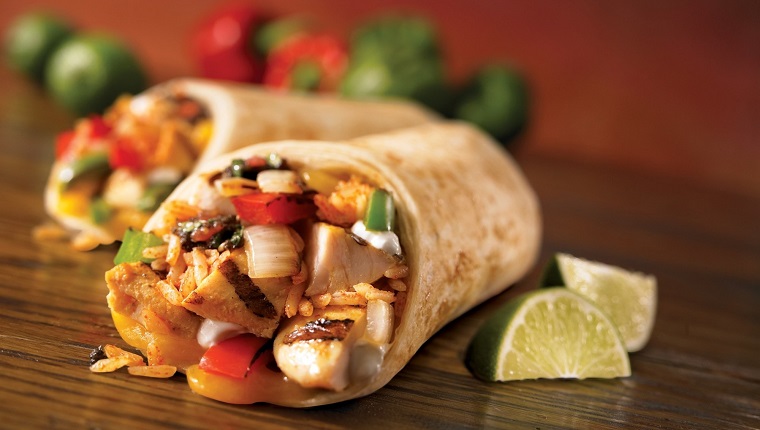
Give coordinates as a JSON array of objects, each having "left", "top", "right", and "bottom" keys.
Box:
[
  {"left": 218, "top": 259, "right": 277, "bottom": 319},
  {"left": 282, "top": 318, "right": 355, "bottom": 345},
  {"left": 183, "top": 293, "right": 204, "bottom": 305}
]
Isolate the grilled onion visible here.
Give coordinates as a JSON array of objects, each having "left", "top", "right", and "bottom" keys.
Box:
[
  {"left": 256, "top": 170, "right": 303, "bottom": 194},
  {"left": 243, "top": 224, "right": 301, "bottom": 278},
  {"left": 365, "top": 299, "right": 394, "bottom": 345},
  {"left": 213, "top": 177, "right": 259, "bottom": 197}
]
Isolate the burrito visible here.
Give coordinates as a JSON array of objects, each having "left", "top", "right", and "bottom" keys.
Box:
[
  {"left": 102, "top": 122, "right": 541, "bottom": 407},
  {"left": 44, "top": 78, "right": 436, "bottom": 250}
]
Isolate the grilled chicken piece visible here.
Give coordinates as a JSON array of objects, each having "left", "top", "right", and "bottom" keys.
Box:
[
  {"left": 273, "top": 306, "right": 367, "bottom": 391},
  {"left": 106, "top": 262, "right": 201, "bottom": 338},
  {"left": 182, "top": 249, "right": 292, "bottom": 338},
  {"left": 304, "top": 223, "right": 396, "bottom": 296}
]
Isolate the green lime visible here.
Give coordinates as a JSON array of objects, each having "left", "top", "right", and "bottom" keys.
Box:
[
  {"left": 4, "top": 12, "right": 74, "bottom": 82},
  {"left": 466, "top": 288, "right": 630, "bottom": 381},
  {"left": 454, "top": 65, "right": 529, "bottom": 143},
  {"left": 45, "top": 34, "right": 147, "bottom": 115},
  {"left": 541, "top": 253, "right": 657, "bottom": 352}
]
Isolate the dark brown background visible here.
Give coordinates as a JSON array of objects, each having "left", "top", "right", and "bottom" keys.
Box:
[{"left": 0, "top": 1, "right": 758, "bottom": 429}]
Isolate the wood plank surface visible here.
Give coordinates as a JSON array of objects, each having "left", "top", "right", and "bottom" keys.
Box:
[{"left": 0, "top": 63, "right": 758, "bottom": 428}]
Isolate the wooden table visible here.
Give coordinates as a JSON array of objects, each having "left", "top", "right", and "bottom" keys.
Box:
[{"left": 1, "top": 65, "right": 759, "bottom": 428}]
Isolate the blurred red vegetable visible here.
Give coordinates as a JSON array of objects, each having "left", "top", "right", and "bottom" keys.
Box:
[
  {"left": 263, "top": 34, "right": 347, "bottom": 92},
  {"left": 54, "top": 131, "right": 76, "bottom": 160},
  {"left": 54, "top": 115, "right": 112, "bottom": 160},
  {"left": 190, "top": 4, "right": 266, "bottom": 83},
  {"left": 108, "top": 137, "right": 144, "bottom": 171}
]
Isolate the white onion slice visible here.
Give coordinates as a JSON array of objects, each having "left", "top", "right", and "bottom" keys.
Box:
[
  {"left": 102, "top": 168, "right": 146, "bottom": 209},
  {"left": 146, "top": 166, "right": 183, "bottom": 185},
  {"left": 197, "top": 319, "right": 247, "bottom": 349},
  {"left": 213, "top": 177, "right": 259, "bottom": 197},
  {"left": 244, "top": 224, "right": 301, "bottom": 278},
  {"left": 256, "top": 170, "right": 303, "bottom": 194},
  {"left": 365, "top": 299, "right": 394, "bottom": 345}
]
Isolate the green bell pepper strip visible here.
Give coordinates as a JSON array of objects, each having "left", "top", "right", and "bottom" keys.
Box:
[
  {"left": 113, "top": 228, "right": 164, "bottom": 265},
  {"left": 137, "top": 182, "right": 178, "bottom": 212},
  {"left": 89, "top": 197, "right": 112, "bottom": 225},
  {"left": 57, "top": 151, "right": 111, "bottom": 190},
  {"left": 363, "top": 189, "right": 395, "bottom": 232}
]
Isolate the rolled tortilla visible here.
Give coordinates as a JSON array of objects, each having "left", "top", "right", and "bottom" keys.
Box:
[
  {"left": 106, "top": 122, "right": 541, "bottom": 407},
  {"left": 44, "top": 78, "right": 437, "bottom": 250}
]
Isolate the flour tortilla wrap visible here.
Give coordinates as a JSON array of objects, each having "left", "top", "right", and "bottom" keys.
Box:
[
  {"left": 45, "top": 78, "right": 436, "bottom": 249},
  {"left": 113, "top": 122, "right": 540, "bottom": 407}
]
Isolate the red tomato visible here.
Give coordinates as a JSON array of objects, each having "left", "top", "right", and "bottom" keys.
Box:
[
  {"left": 264, "top": 34, "right": 348, "bottom": 92},
  {"left": 190, "top": 4, "right": 266, "bottom": 83},
  {"left": 231, "top": 192, "right": 316, "bottom": 225},
  {"left": 108, "top": 137, "right": 143, "bottom": 171},
  {"left": 199, "top": 334, "right": 269, "bottom": 379}
]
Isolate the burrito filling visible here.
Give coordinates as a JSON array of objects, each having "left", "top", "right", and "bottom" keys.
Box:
[
  {"left": 50, "top": 91, "right": 212, "bottom": 250},
  {"left": 105, "top": 154, "right": 408, "bottom": 404}
]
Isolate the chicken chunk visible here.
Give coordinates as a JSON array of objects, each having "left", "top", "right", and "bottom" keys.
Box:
[
  {"left": 106, "top": 262, "right": 201, "bottom": 339},
  {"left": 181, "top": 249, "right": 292, "bottom": 338},
  {"left": 273, "top": 306, "right": 367, "bottom": 391},
  {"left": 304, "top": 222, "right": 396, "bottom": 297}
]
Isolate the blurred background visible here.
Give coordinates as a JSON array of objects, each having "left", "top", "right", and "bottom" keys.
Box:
[{"left": 2, "top": 0, "right": 759, "bottom": 197}]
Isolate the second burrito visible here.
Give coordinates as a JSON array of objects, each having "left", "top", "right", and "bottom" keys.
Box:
[{"left": 44, "top": 78, "right": 436, "bottom": 250}]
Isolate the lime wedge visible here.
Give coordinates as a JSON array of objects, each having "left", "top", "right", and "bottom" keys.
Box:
[
  {"left": 466, "top": 288, "right": 630, "bottom": 381},
  {"left": 542, "top": 253, "right": 657, "bottom": 352}
]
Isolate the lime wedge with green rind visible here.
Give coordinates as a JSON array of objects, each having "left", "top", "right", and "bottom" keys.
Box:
[
  {"left": 467, "top": 288, "right": 630, "bottom": 382},
  {"left": 541, "top": 253, "right": 657, "bottom": 352}
]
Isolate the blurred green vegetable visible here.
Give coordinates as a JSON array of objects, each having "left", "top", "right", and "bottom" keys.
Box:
[
  {"left": 4, "top": 12, "right": 74, "bottom": 83},
  {"left": 137, "top": 182, "right": 178, "bottom": 212},
  {"left": 340, "top": 15, "right": 451, "bottom": 112},
  {"left": 254, "top": 17, "right": 307, "bottom": 57},
  {"left": 350, "top": 15, "right": 440, "bottom": 61},
  {"left": 453, "top": 65, "right": 529, "bottom": 143},
  {"left": 45, "top": 34, "right": 147, "bottom": 116}
]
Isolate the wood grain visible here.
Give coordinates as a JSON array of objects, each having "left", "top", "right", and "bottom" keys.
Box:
[{"left": 0, "top": 71, "right": 759, "bottom": 429}]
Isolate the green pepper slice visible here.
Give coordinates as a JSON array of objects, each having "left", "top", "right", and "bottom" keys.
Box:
[
  {"left": 364, "top": 189, "right": 395, "bottom": 231},
  {"left": 57, "top": 151, "right": 110, "bottom": 190},
  {"left": 113, "top": 228, "right": 164, "bottom": 265},
  {"left": 137, "top": 182, "right": 177, "bottom": 212},
  {"left": 89, "top": 197, "right": 112, "bottom": 224}
]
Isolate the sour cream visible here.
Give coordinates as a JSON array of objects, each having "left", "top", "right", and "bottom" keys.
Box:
[
  {"left": 197, "top": 319, "right": 248, "bottom": 349},
  {"left": 350, "top": 221, "right": 402, "bottom": 257}
]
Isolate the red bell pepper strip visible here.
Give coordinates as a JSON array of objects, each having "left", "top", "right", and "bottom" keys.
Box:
[
  {"left": 231, "top": 192, "right": 316, "bottom": 225},
  {"left": 55, "top": 130, "right": 76, "bottom": 160},
  {"left": 198, "top": 334, "right": 269, "bottom": 379},
  {"left": 87, "top": 115, "right": 112, "bottom": 139},
  {"left": 108, "top": 137, "right": 144, "bottom": 171},
  {"left": 55, "top": 115, "right": 112, "bottom": 160},
  {"left": 263, "top": 34, "right": 348, "bottom": 92}
]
